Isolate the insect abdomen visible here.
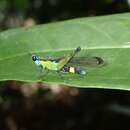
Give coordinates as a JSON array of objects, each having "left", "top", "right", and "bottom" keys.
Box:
[{"left": 62, "top": 66, "right": 86, "bottom": 75}]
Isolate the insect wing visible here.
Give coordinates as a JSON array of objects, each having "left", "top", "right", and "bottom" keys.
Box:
[{"left": 68, "top": 57, "right": 104, "bottom": 66}]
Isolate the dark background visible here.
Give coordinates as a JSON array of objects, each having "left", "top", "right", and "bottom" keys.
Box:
[{"left": 0, "top": 0, "right": 130, "bottom": 130}]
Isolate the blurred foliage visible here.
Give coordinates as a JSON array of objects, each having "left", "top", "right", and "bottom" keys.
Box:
[
  {"left": 0, "top": 81, "right": 130, "bottom": 130},
  {"left": 0, "top": 0, "right": 129, "bottom": 29}
]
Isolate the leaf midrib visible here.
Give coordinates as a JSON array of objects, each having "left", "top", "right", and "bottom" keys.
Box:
[{"left": 0, "top": 46, "right": 129, "bottom": 61}]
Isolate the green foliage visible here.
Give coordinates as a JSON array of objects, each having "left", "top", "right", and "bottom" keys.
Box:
[{"left": 0, "top": 13, "right": 130, "bottom": 90}]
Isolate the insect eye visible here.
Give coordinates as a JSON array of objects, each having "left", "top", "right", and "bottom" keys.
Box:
[{"left": 32, "top": 55, "right": 37, "bottom": 61}]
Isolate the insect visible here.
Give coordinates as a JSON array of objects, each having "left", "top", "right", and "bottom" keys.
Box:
[
  {"left": 32, "top": 47, "right": 104, "bottom": 78},
  {"left": 32, "top": 47, "right": 87, "bottom": 77}
]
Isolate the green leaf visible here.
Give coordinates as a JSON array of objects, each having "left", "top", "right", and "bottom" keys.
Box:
[{"left": 0, "top": 13, "right": 130, "bottom": 90}]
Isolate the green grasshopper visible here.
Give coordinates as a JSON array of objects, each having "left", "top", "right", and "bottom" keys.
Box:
[{"left": 32, "top": 47, "right": 87, "bottom": 77}]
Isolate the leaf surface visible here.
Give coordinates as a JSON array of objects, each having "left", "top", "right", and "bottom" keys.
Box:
[{"left": 0, "top": 13, "right": 130, "bottom": 90}]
